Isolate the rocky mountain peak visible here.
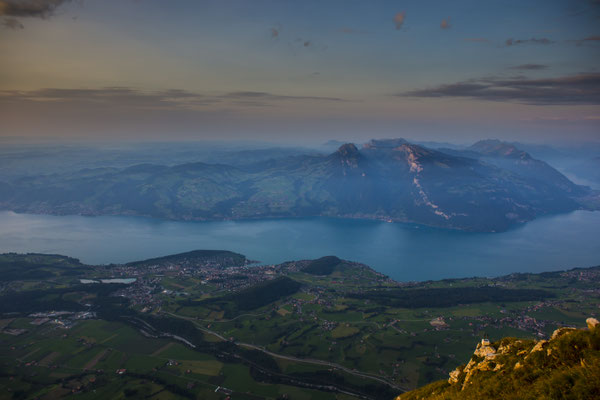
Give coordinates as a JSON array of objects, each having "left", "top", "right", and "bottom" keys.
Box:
[
  {"left": 363, "top": 138, "right": 409, "bottom": 149},
  {"left": 470, "top": 139, "right": 531, "bottom": 160},
  {"left": 334, "top": 143, "right": 361, "bottom": 169},
  {"left": 336, "top": 143, "right": 359, "bottom": 157}
]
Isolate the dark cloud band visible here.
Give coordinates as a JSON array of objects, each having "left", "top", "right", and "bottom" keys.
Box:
[
  {"left": 401, "top": 73, "right": 600, "bottom": 105},
  {"left": 0, "top": 87, "right": 348, "bottom": 110},
  {"left": 509, "top": 64, "right": 548, "bottom": 70},
  {"left": 505, "top": 37, "right": 555, "bottom": 46},
  {"left": 0, "top": 0, "right": 73, "bottom": 19}
]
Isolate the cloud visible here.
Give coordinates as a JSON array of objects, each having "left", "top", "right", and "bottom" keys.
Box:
[
  {"left": 505, "top": 37, "right": 555, "bottom": 46},
  {"left": 440, "top": 17, "right": 451, "bottom": 29},
  {"left": 393, "top": 11, "right": 405, "bottom": 30},
  {"left": 0, "top": 87, "right": 210, "bottom": 110},
  {"left": 2, "top": 16, "right": 23, "bottom": 29},
  {"left": 0, "top": 87, "right": 357, "bottom": 139},
  {"left": 463, "top": 38, "right": 489, "bottom": 43},
  {"left": 0, "top": 0, "right": 75, "bottom": 29},
  {"left": 400, "top": 73, "right": 600, "bottom": 105},
  {"left": 223, "top": 91, "right": 345, "bottom": 102},
  {"left": 270, "top": 25, "right": 281, "bottom": 39},
  {"left": 290, "top": 37, "right": 324, "bottom": 51},
  {"left": 0, "top": 87, "right": 347, "bottom": 111},
  {"left": 0, "top": 0, "right": 73, "bottom": 19},
  {"left": 571, "top": 35, "right": 600, "bottom": 46},
  {"left": 509, "top": 64, "right": 548, "bottom": 70}
]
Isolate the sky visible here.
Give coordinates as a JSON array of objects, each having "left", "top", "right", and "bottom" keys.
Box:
[{"left": 0, "top": 0, "right": 599, "bottom": 144}]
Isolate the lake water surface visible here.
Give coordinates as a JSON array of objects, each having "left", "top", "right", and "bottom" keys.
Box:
[{"left": 1, "top": 210, "right": 599, "bottom": 281}]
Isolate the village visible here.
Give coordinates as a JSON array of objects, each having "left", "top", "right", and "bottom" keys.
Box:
[{"left": 76, "top": 255, "right": 585, "bottom": 345}]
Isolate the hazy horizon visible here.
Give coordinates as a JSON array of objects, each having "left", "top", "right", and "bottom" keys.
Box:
[{"left": 2, "top": 135, "right": 600, "bottom": 148}]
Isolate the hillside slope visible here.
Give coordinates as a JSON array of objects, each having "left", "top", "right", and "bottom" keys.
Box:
[{"left": 397, "top": 319, "right": 600, "bottom": 400}]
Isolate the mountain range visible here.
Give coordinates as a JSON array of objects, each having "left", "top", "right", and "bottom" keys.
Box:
[{"left": 0, "top": 139, "right": 596, "bottom": 232}]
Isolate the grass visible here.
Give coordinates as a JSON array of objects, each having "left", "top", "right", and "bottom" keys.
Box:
[
  {"left": 3, "top": 253, "right": 599, "bottom": 398},
  {"left": 124, "top": 354, "right": 164, "bottom": 371},
  {"left": 177, "top": 359, "right": 223, "bottom": 376},
  {"left": 331, "top": 325, "right": 360, "bottom": 339},
  {"left": 0, "top": 317, "right": 366, "bottom": 400},
  {"left": 451, "top": 308, "right": 482, "bottom": 317},
  {"left": 277, "top": 307, "right": 291, "bottom": 316}
]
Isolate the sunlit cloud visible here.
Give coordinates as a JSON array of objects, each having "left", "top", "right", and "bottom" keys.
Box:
[
  {"left": 440, "top": 17, "right": 451, "bottom": 29},
  {"left": 393, "top": 11, "right": 406, "bottom": 30}
]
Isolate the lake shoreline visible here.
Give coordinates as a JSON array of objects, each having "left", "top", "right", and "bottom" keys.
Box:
[
  {"left": 1, "top": 210, "right": 599, "bottom": 282},
  {"left": 0, "top": 206, "right": 557, "bottom": 233}
]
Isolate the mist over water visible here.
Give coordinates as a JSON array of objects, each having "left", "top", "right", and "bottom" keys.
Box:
[{"left": 1, "top": 210, "right": 599, "bottom": 281}]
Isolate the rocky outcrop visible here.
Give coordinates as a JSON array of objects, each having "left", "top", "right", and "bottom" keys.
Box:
[
  {"left": 550, "top": 327, "right": 576, "bottom": 340},
  {"left": 397, "top": 318, "right": 600, "bottom": 400},
  {"left": 458, "top": 340, "right": 500, "bottom": 389},
  {"left": 448, "top": 367, "right": 463, "bottom": 384},
  {"left": 525, "top": 339, "right": 548, "bottom": 359},
  {"left": 473, "top": 339, "right": 496, "bottom": 359},
  {"left": 443, "top": 318, "right": 599, "bottom": 394}
]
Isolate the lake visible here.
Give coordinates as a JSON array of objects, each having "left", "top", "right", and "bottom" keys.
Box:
[
  {"left": 80, "top": 278, "right": 137, "bottom": 284},
  {"left": 1, "top": 210, "right": 599, "bottom": 282}
]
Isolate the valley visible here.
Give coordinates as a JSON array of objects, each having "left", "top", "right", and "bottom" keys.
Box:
[
  {"left": 1, "top": 250, "right": 598, "bottom": 399},
  {"left": 3, "top": 2, "right": 598, "bottom": 399}
]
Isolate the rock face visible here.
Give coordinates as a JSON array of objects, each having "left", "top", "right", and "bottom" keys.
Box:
[{"left": 459, "top": 340, "right": 500, "bottom": 389}]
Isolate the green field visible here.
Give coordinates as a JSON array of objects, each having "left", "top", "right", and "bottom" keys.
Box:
[{"left": 1, "top": 252, "right": 599, "bottom": 399}]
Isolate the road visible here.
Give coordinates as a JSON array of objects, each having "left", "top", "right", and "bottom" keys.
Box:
[{"left": 166, "top": 312, "right": 408, "bottom": 393}]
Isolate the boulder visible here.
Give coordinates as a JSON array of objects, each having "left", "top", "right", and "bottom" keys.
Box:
[{"left": 586, "top": 317, "right": 599, "bottom": 330}]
